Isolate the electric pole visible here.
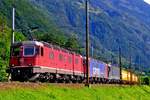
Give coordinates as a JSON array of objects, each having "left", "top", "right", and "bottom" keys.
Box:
[
  {"left": 85, "top": 0, "right": 90, "bottom": 87},
  {"left": 12, "top": 2, "right": 15, "bottom": 44},
  {"left": 91, "top": 46, "right": 93, "bottom": 57},
  {"left": 129, "top": 55, "right": 132, "bottom": 85},
  {"left": 8, "top": 0, "right": 16, "bottom": 81},
  {"left": 119, "top": 47, "right": 122, "bottom": 83},
  {"left": 138, "top": 56, "right": 141, "bottom": 85}
]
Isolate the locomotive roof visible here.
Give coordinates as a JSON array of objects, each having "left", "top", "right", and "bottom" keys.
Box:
[
  {"left": 41, "top": 41, "right": 82, "bottom": 56},
  {"left": 12, "top": 41, "right": 82, "bottom": 57},
  {"left": 12, "top": 41, "right": 44, "bottom": 46},
  {"left": 111, "top": 64, "right": 119, "bottom": 67},
  {"left": 23, "top": 41, "right": 44, "bottom": 46},
  {"left": 90, "top": 58, "right": 107, "bottom": 64}
]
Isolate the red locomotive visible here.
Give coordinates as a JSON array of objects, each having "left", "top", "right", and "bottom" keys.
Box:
[{"left": 9, "top": 41, "right": 85, "bottom": 82}]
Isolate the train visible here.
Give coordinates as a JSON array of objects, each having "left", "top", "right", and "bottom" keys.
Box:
[
  {"left": 8, "top": 41, "right": 138, "bottom": 84},
  {"left": 122, "top": 70, "right": 138, "bottom": 84}
]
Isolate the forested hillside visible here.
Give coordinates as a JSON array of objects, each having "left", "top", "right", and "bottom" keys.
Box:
[
  {"left": 29, "top": 0, "right": 150, "bottom": 72},
  {"left": 1, "top": 0, "right": 150, "bottom": 81},
  {"left": 0, "top": 0, "right": 80, "bottom": 81}
]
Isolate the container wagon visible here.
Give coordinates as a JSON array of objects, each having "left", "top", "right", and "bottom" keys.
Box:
[
  {"left": 121, "top": 69, "right": 138, "bottom": 84},
  {"left": 86, "top": 58, "right": 108, "bottom": 83},
  {"left": 108, "top": 64, "right": 120, "bottom": 84}
]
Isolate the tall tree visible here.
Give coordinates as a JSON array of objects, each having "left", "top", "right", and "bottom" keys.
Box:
[{"left": 65, "top": 34, "right": 81, "bottom": 53}]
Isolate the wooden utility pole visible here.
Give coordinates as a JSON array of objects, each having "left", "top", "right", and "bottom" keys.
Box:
[
  {"left": 85, "top": 0, "right": 90, "bottom": 87},
  {"left": 8, "top": 0, "right": 16, "bottom": 81},
  {"left": 119, "top": 47, "right": 122, "bottom": 83},
  {"left": 129, "top": 53, "right": 132, "bottom": 85},
  {"left": 138, "top": 56, "right": 141, "bottom": 85},
  {"left": 128, "top": 43, "right": 132, "bottom": 85}
]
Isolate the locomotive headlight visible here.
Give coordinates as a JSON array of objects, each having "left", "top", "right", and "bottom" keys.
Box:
[
  {"left": 11, "top": 64, "right": 14, "bottom": 67},
  {"left": 18, "top": 70, "right": 20, "bottom": 73},
  {"left": 28, "top": 64, "right": 32, "bottom": 66}
]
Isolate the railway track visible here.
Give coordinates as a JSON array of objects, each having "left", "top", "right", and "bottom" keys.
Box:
[{"left": 0, "top": 82, "right": 135, "bottom": 90}]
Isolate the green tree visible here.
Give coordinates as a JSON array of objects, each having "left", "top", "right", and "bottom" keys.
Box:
[
  {"left": 0, "top": 15, "right": 25, "bottom": 81},
  {"left": 0, "top": 58, "right": 7, "bottom": 81},
  {"left": 143, "top": 77, "right": 149, "bottom": 85},
  {"left": 65, "top": 34, "right": 81, "bottom": 53},
  {"left": 39, "top": 33, "right": 67, "bottom": 46}
]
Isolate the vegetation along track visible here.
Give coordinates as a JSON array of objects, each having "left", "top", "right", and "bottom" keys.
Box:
[
  {"left": 0, "top": 82, "right": 150, "bottom": 100},
  {"left": 0, "top": 82, "right": 134, "bottom": 89}
]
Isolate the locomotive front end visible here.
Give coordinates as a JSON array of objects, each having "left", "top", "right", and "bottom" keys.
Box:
[{"left": 9, "top": 41, "right": 43, "bottom": 81}]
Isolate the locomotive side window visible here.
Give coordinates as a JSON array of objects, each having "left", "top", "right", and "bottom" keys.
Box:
[
  {"left": 41, "top": 47, "right": 44, "bottom": 56},
  {"left": 68, "top": 56, "right": 72, "bottom": 64},
  {"left": 23, "top": 46, "right": 35, "bottom": 56},
  {"left": 63, "top": 56, "right": 66, "bottom": 62},
  {"left": 49, "top": 52, "right": 54, "bottom": 59},
  {"left": 59, "top": 54, "right": 63, "bottom": 61},
  {"left": 75, "top": 58, "right": 78, "bottom": 64}
]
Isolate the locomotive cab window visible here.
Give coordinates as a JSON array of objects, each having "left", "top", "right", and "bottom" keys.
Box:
[{"left": 23, "top": 46, "right": 35, "bottom": 56}]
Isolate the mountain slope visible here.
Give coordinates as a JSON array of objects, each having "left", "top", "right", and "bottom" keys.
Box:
[
  {"left": 0, "top": 0, "right": 71, "bottom": 81},
  {"left": 29, "top": 0, "right": 150, "bottom": 71},
  {"left": 0, "top": 0, "right": 67, "bottom": 36}
]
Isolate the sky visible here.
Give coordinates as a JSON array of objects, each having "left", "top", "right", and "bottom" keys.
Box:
[{"left": 144, "top": 0, "right": 150, "bottom": 4}]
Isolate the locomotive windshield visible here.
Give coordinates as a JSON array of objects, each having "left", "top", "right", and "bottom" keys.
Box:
[{"left": 23, "top": 46, "right": 35, "bottom": 56}]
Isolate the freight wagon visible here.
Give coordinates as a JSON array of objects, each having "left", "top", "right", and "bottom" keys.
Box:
[
  {"left": 121, "top": 69, "right": 138, "bottom": 84},
  {"left": 122, "top": 70, "right": 130, "bottom": 84},
  {"left": 108, "top": 64, "right": 120, "bottom": 83},
  {"left": 88, "top": 58, "right": 108, "bottom": 83},
  {"left": 132, "top": 73, "right": 138, "bottom": 83}
]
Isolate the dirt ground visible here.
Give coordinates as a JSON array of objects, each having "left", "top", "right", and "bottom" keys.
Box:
[
  {"left": 0, "top": 82, "right": 130, "bottom": 90},
  {"left": 0, "top": 82, "right": 44, "bottom": 90}
]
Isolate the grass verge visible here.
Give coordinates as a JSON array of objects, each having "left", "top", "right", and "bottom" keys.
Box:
[{"left": 0, "top": 83, "right": 150, "bottom": 100}]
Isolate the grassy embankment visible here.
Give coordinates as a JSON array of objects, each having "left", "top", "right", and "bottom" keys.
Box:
[{"left": 0, "top": 83, "right": 150, "bottom": 100}]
